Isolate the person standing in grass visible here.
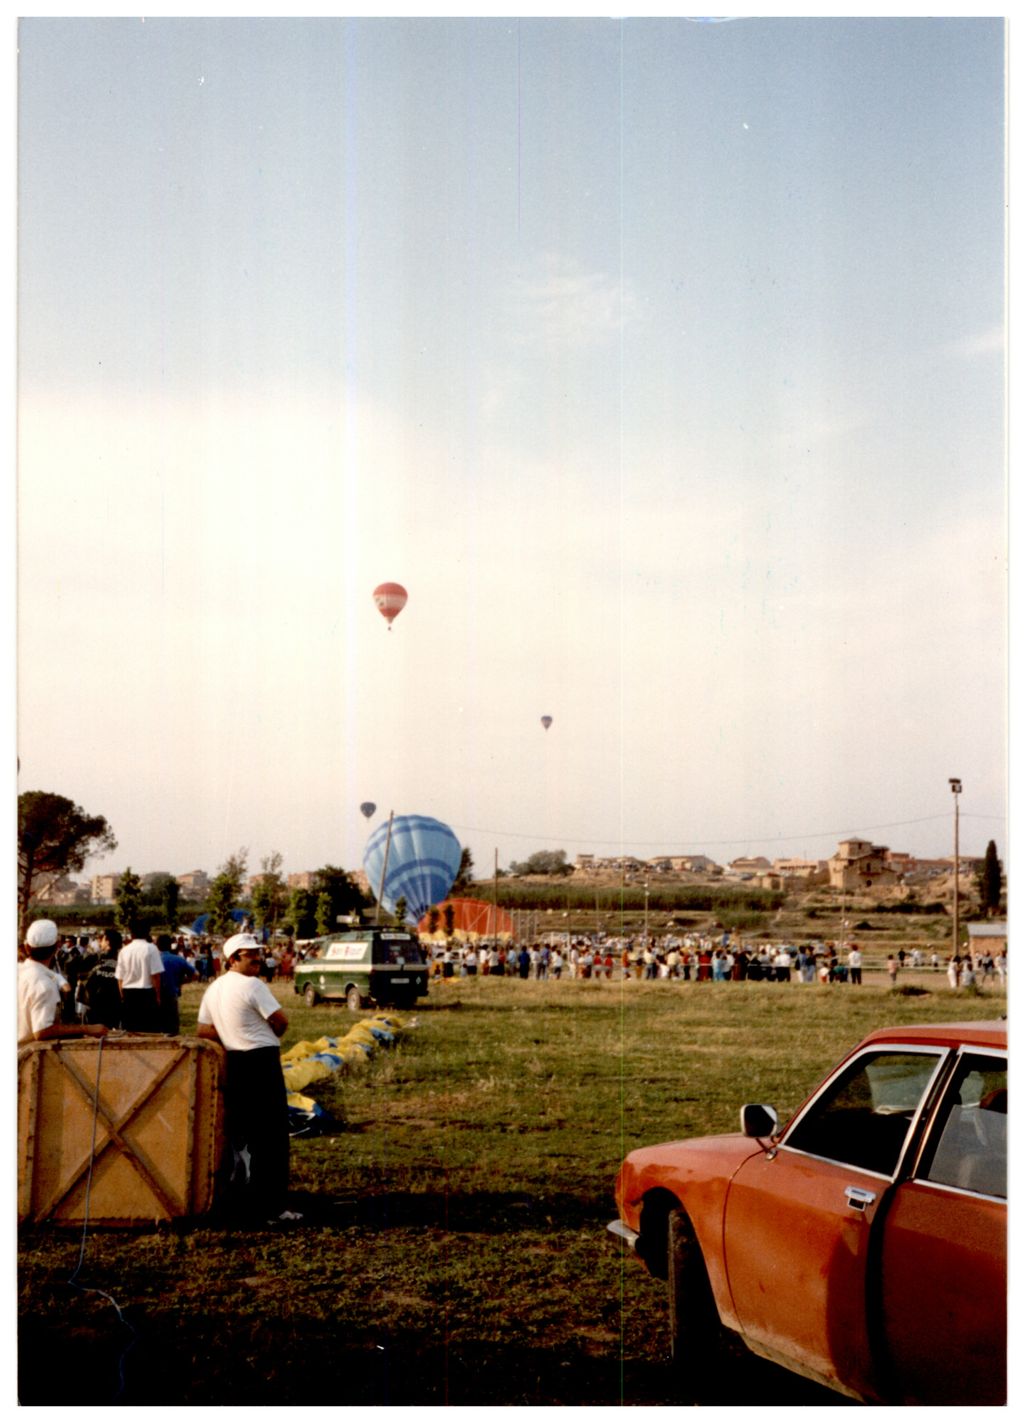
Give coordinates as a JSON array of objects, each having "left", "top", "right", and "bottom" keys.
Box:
[
  {"left": 197, "top": 932, "right": 300, "bottom": 1224},
  {"left": 115, "top": 921, "right": 163, "bottom": 1031},
  {"left": 847, "top": 945, "right": 862, "bottom": 985}
]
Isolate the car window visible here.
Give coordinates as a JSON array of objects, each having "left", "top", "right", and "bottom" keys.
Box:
[
  {"left": 917, "top": 1054, "right": 1007, "bottom": 1199},
  {"left": 785, "top": 1051, "right": 942, "bottom": 1176}
]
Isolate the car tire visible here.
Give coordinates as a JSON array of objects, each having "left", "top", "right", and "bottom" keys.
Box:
[
  {"left": 667, "top": 1207, "right": 727, "bottom": 1402},
  {"left": 303, "top": 984, "right": 319, "bottom": 1008},
  {"left": 346, "top": 986, "right": 362, "bottom": 1012}
]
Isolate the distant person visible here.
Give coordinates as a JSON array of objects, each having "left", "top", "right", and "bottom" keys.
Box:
[
  {"left": 847, "top": 945, "right": 862, "bottom": 985},
  {"left": 116, "top": 922, "right": 163, "bottom": 1031},
  {"left": 196, "top": 932, "right": 299, "bottom": 1224},
  {"left": 947, "top": 956, "right": 960, "bottom": 990},
  {"left": 157, "top": 932, "right": 195, "bottom": 1034},
  {"left": 77, "top": 928, "right": 124, "bottom": 1028},
  {"left": 886, "top": 955, "right": 899, "bottom": 986},
  {"left": 18, "top": 920, "right": 111, "bottom": 1045}
]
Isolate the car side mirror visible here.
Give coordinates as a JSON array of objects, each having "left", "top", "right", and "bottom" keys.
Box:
[{"left": 741, "top": 1103, "right": 779, "bottom": 1140}]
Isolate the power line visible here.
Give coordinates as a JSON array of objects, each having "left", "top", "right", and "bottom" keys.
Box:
[{"left": 451, "top": 810, "right": 1005, "bottom": 850}]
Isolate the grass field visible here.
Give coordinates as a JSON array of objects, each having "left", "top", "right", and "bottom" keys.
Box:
[{"left": 18, "top": 972, "right": 1006, "bottom": 1406}]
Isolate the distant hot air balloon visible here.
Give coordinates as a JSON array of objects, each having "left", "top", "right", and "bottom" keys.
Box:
[
  {"left": 359, "top": 802, "right": 377, "bottom": 820},
  {"left": 373, "top": 582, "right": 408, "bottom": 629},
  {"left": 363, "top": 814, "right": 462, "bottom": 923},
  {"left": 540, "top": 715, "right": 553, "bottom": 731}
]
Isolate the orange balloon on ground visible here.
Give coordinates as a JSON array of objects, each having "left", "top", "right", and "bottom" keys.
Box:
[{"left": 417, "top": 898, "right": 515, "bottom": 943}]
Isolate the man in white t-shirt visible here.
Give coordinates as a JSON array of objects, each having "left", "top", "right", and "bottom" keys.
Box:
[
  {"left": 18, "top": 919, "right": 111, "bottom": 1045},
  {"left": 115, "top": 922, "right": 164, "bottom": 1031},
  {"left": 197, "top": 932, "right": 300, "bottom": 1223}
]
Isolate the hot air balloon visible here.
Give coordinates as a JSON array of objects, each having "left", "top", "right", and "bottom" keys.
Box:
[
  {"left": 373, "top": 582, "right": 408, "bottom": 629},
  {"left": 363, "top": 814, "right": 462, "bottom": 923},
  {"left": 540, "top": 715, "right": 553, "bottom": 731},
  {"left": 417, "top": 898, "right": 514, "bottom": 943},
  {"left": 359, "top": 802, "right": 377, "bottom": 820}
]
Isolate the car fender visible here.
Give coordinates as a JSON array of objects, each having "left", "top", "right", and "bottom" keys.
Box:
[{"left": 617, "top": 1134, "right": 762, "bottom": 1331}]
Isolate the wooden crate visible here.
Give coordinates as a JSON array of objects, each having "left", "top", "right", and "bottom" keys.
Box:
[{"left": 18, "top": 1036, "right": 225, "bottom": 1225}]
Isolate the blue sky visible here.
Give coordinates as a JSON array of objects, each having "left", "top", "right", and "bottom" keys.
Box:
[{"left": 17, "top": 17, "right": 1006, "bottom": 885}]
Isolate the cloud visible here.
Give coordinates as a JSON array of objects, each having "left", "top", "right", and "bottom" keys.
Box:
[
  {"left": 508, "top": 253, "right": 642, "bottom": 348},
  {"left": 940, "top": 325, "right": 1004, "bottom": 361}
]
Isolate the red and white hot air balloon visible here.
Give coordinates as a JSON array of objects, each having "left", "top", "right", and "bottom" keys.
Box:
[{"left": 373, "top": 582, "right": 408, "bottom": 630}]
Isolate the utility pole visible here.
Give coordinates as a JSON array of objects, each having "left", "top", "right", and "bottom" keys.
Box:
[
  {"left": 949, "top": 779, "right": 962, "bottom": 955},
  {"left": 374, "top": 811, "right": 395, "bottom": 925}
]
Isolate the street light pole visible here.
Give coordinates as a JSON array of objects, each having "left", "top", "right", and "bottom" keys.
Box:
[
  {"left": 949, "top": 779, "right": 962, "bottom": 955},
  {"left": 644, "top": 881, "right": 650, "bottom": 942}
]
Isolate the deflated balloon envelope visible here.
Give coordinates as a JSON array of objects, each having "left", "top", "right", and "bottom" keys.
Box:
[{"left": 363, "top": 814, "right": 462, "bottom": 922}]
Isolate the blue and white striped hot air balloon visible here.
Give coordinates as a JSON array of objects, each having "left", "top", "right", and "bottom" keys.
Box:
[{"left": 363, "top": 814, "right": 462, "bottom": 922}]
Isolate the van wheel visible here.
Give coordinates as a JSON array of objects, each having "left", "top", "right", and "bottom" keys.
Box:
[
  {"left": 303, "top": 984, "right": 319, "bottom": 1008},
  {"left": 346, "top": 987, "right": 362, "bottom": 1012},
  {"left": 667, "top": 1207, "right": 726, "bottom": 1402}
]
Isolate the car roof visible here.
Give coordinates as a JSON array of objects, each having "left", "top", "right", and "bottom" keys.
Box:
[{"left": 859, "top": 1020, "right": 1006, "bottom": 1051}]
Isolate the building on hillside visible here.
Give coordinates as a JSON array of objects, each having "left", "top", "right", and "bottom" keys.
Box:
[
  {"left": 673, "top": 855, "right": 721, "bottom": 875},
  {"left": 726, "top": 856, "right": 771, "bottom": 878},
  {"left": 177, "top": 870, "right": 210, "bottom": 901},
  {"left": 90, "top": 873, "right": 121, "bottom": 904},
  {"left": 772, "top": 857, "right": 829, "bottom": 886},
  {"left": 966, "top": 921, "right": 1007, "bottom": 956},
  {"left": 828, "top": 839, "right": 898, "bottom": 892}
]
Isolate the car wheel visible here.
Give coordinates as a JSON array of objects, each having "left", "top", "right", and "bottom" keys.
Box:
[
  {"left": 303, "top": 984, "right": 319, "bottom": 1008},
  {"left": 346, "top": 986, "right": 362, "bottom": 1012},
  {"left": 667, "top": 1207, "right": 727, "bottom": 1401}
]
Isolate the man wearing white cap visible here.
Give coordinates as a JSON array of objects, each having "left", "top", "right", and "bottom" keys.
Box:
[
  {"left": 18, "top": 919, "right": 111, "bottom": 1045},
  {"left": 196, "top": 932, "right": 300, "bottom": 1223}
]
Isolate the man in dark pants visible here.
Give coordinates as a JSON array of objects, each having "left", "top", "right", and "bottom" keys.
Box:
[{"left": 196, "top": 932, "right": 301, "bottom": 1224}]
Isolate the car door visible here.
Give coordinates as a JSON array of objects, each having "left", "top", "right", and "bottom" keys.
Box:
[
  {"left": 721, "top": 1046, "right": 946, "bottom": 1400},
  {"left": 875, "top": 1049, "right": 1006, "bottom": 1405}
]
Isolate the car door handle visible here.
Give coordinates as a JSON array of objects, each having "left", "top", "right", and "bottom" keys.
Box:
[{"left": 844, "top": 1186, "right": 877, "bottom": 1211}]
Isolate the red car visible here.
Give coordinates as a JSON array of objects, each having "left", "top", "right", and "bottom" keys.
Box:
[{"left": 610, "top": 1020, "right": 1006, "bottom": 1404}]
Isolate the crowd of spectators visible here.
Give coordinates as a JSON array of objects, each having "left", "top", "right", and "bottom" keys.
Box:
[
  {"left": 19, "top": 925, "right": 302, "bottom": 1032},
  {"left": 423, "top": 936, "right": 1007, "bottom": 987}
]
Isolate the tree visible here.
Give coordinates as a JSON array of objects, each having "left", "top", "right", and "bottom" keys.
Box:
[
  {"left": 314, "top": 892, "right": 332, "bottom": 936},
  {"left": 146, "top": 872, "right": 181, "bottom": 930},
  {"left": 977, "top": 841, "right": 1003, "bottom": 917},
  {"left": 443, "top": 903, "right": 455, "bottom": 938},
  {"left": 286, "top": 886, "right": 315, "bottom": 939},
  {"left": 115, "top": 867, "right": 144, "bottom": 938},
  {"left": 18, "top": 790, "right": 117, "bottom": 939},
  {"left": 205, "top": 876, "right": 237, "bottom": 938},
  {"left": 450, "top": 847, "right": 476, "bottom": 897},
  {"left": 251, "top": 851, "right": 285, "bottom": 937},
  {"left": 205, "top": 848, "right": 248, "bottom": 938},
  {"left": 312, "top": 864, "right": 369, "bottom": 928},
  {"left": 508, "top": 849, "right": 572, "bottom": 877}
]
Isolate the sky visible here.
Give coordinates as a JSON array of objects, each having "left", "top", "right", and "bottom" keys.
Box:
[{"left": 16, "top": 15, "right": 1007, "bottom": 890}]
